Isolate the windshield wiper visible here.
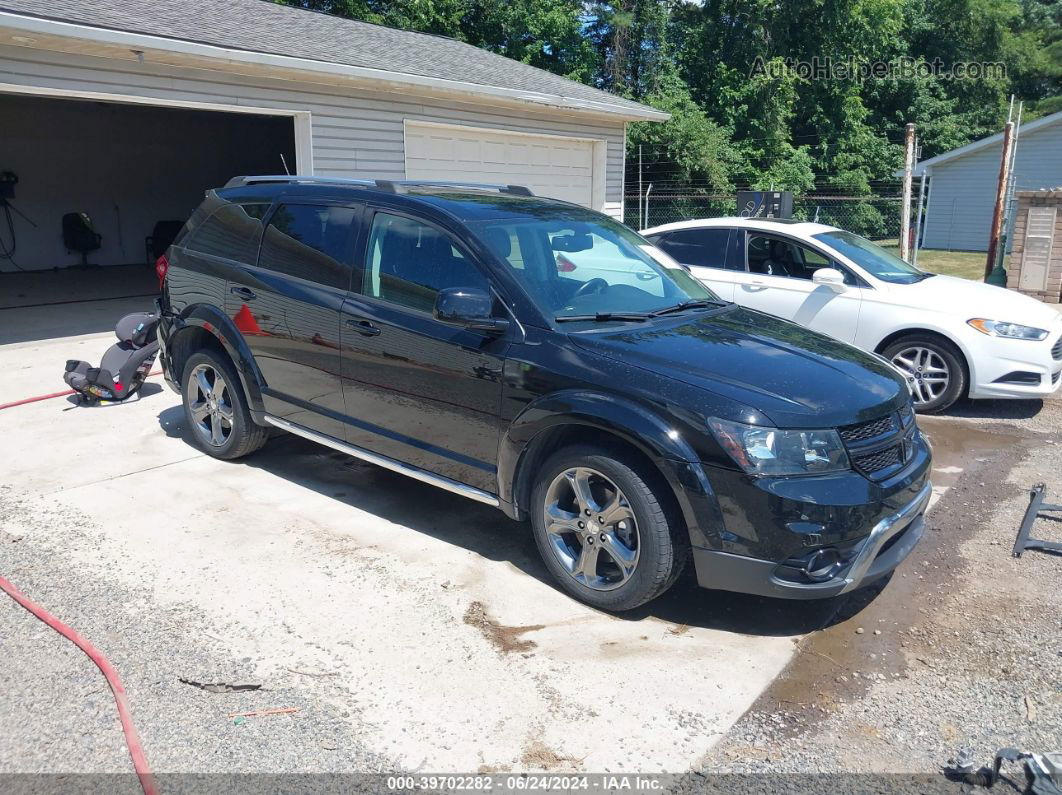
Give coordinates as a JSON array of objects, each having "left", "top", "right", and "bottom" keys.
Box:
[
  {"left": 554, "top": 312, "right": 652, "bottom": 323},
  {"left": 651, "top": 299, "right": 728, "bottom": 316}
]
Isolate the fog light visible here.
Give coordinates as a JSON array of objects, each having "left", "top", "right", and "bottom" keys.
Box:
[{"left": 804, "top": 548, "right": 842, "bottom": 582}]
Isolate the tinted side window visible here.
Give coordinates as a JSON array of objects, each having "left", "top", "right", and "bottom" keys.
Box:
[
  {"left": 747, "top": 235, "right": 855, "bottom": 283},
  {"left": 183, "top": 203, "right": 264, "bottom": 263},
  {"left": 259, "top": 204, "right": 357, "bottom": 289},
  {"left": 654, "top": 228, "right": 732, "bottom": 269},
  {"left": 364, "top": 212, "right": 488, "bottom": 313}
]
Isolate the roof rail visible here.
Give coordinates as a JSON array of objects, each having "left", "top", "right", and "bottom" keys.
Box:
[
  {"left": 223, "top": 175, "right": 378, "bottom": 189},
  {"left": 222, "top": 176, "right": 534, "bottom": 197},
  {"left": 379, "top": 180, "right": 534, "bottom": 197}
]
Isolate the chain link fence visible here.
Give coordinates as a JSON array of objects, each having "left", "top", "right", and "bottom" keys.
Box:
[{"left": 623, "top": 194, "right": 904, "bottom": 244}]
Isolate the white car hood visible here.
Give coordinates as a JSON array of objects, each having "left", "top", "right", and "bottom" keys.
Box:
[{"left": 891, "top": 275, "right": 1062, "bottom": 331}]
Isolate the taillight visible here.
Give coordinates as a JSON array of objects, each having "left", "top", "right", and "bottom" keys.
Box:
[
  {"left": 155, "top": 254, "right": 169, "bottom": 289},
  {"left": 556, "top": 254, "right": 577, "bottom": 273}
]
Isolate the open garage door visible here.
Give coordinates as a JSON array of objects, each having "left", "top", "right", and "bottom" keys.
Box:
[
  {"left": 404, "top": 122, "right": 597, "bottom": 207},
  {"left": 0, "top": 92, "right": 298, "bottom": 314}
]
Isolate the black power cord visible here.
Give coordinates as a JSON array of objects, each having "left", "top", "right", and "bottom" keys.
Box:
[
  {"left": 0, "top": 171, "right": 30, "bottom": 272},
  {"left": 0, "top": 199, "right": 26, "bottom": 271}
]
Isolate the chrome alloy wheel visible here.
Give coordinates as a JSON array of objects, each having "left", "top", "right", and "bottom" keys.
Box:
[
  {"left": 187, "top": 364, "right": 234, "bottom": 447},
  {"left": 542, "top": 467, "right": 640, "bottom": 591},
  {"left": 890, "top": 346, "right": 951, "bottom": 407}
]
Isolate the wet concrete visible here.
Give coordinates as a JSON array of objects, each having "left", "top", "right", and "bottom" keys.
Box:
[{"left": 737, "top": 415, "right": 1032, "bottom": 737}]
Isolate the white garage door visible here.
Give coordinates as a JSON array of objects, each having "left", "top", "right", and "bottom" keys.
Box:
[{"left": 405, "top": 122, "right": 595, "bottom": 207}]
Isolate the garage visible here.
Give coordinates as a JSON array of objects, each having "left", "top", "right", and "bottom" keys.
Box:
[
  {"left": 0, "top": 91, "right": 298, "bottom": 307},
  {"left": 404, "top": 121, "right": 601, "bottom": 207},
  {"left": 0, "top": 0, "right": 660, "bottom": 313}
]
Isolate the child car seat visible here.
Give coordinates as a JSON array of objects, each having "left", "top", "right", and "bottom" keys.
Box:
[{"left": 63, "top": 312, "right": 160, "bottom": 403}]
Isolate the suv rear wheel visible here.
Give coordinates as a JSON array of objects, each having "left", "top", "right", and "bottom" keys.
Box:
[
  {"left": 530, "top": 445, "right": 688, "bottom": 611},
  {"left": 181, "top": 350, "right": 268, "bottom": 459}
]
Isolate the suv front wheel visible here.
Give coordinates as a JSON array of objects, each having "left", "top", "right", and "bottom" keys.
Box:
[
  {"left": 181, "top": 350, "right": 268, "bottom": 459},
  {"left": 530, "top": 445, "right": 688, "bottom": 611}
]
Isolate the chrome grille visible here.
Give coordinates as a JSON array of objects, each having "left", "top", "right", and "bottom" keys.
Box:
[
  {"left": 853, "top": 444, "right": 902, "bottom": 474},
  {"left": 1053, "top": 337, "right": 1062, "bottom": 361},
  {"left": 839, "top": 413, "right": 896, "bottom": 442},
  {"left": 1053, "top": 370, "right": 1061, "bottom": 385}
]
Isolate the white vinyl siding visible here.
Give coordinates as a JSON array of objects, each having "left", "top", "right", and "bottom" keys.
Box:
[
  {"left": 922, "top": 122, "right": 1062, "bottom": 252},
  {"left": 0, "top": 43, "right": 626, "bottom": 216},
  {"left": 405, "top": 122, "right": 596, "bottom": 206}
]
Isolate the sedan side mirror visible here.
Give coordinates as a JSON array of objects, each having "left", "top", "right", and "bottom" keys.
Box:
[
  {"left": 812, "top": 267, "right": 847, "bottom": 291},
  {"left": 433, "top": 287, "right": 509, "bottom": 334}
]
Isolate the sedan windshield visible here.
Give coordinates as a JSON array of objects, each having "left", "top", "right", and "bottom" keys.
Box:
[
  {"left": 813, "top": 230, "right": 931, "bottom": 284},
  {"left": 473, "top": 213, "right": 720, "bottom": 323}
]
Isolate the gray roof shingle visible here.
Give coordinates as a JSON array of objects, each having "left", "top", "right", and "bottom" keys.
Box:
[{"left": 1, "top": 0, "right": 662, "bottom": 118}]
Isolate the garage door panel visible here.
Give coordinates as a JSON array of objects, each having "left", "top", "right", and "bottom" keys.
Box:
[{"left": 406, "top": 122, "right": 594, "bottom": 207}]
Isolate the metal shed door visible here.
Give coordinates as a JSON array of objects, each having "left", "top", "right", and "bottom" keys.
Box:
[{"left": 405, "top": 122, "right": 595, "bottom": 207}]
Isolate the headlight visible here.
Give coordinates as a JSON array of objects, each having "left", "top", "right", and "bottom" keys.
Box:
[
  {"left": 967, "top": 318, "right": 1049, "bottom": 341},
  {"left": 708, "top": 418, "right": 850, "bottom": 476}
]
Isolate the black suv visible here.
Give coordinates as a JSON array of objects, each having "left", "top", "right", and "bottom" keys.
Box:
[{"left": 157, "top": 176, "right": 932, "bottom": 611}]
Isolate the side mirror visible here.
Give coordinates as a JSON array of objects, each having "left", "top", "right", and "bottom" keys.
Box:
[
  {"left": 812, "top": 267, "right": 847, "bottom": 291},
  {"left": 433, "top": 287, "right": 509, "bottom": 334}
]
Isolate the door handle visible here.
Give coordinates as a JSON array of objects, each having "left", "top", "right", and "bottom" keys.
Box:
[
  {"left": 230, "top": 286, "right": 257, "bottom": 300},
  {"left": 346, "top": 318, "right": 381, "bottom": 337}
]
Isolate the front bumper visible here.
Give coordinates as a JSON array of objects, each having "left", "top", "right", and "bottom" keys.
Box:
[
  {"left": 692, "top": 479, "right": 933, "bottom": 599},
  {"left": 968, "top": 330, "right": 1062, "bottom": 400}
]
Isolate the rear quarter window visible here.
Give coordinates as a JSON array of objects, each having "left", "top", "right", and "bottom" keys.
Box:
[
  {"left": 653, "top": 228, "right": 733, "bottom": 269},
  {"left": 181, "top": 203, "right": 267, "bottom": 264}
]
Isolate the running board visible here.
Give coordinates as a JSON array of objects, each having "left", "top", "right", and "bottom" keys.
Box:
[{"left": 263, "top": 415, "right": 500, "bottom": 507}]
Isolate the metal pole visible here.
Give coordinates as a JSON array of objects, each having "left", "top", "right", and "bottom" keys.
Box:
[
  {"left": 985, "top": 121, "right": 1015, "bottom": 281},
  {"left": 900, "top": 123, "right": 916, "bottom": 261},
  {"left": 913, "top": 169, "right": 927, "bottom": 267},
  {"left": 644, "top": 183, "right": 653, "bottom": 228},
  {"left": 632, "top": 145, "right": 641, "bottom": 228}
]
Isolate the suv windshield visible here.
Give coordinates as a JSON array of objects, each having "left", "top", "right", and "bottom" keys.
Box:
[
  {"left": 473, "top": 213, "right": 719, "bottom": 322},
  {"left": 813, "top": 230, "right": 931, "bottom": 284}
]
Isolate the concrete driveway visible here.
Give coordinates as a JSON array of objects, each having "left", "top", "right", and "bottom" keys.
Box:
[{"left": 0, "top": 297, "right": 960, "bottom": 774}]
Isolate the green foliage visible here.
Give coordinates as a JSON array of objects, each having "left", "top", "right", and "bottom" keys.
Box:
[
  {"left": 627, "top": 73, "right": 740, "bottom": 193},
  {"left": 277, "top": 0, "right": 1062, "bottom": 196}
]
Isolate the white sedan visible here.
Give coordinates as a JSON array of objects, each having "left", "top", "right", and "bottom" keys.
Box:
[{"left": 641, "top": 217, "right": 1062, "bottom": 412}]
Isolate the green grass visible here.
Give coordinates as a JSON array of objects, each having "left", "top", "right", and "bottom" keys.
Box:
[{"left": 878, "top": 242, "right": 995, "bottom": 281}]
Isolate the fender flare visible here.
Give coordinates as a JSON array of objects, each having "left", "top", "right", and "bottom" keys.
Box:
[
  {"left": 169, "top": 304, "right": 267, "bottom": 417},
  {"left": 498, "top": 390, "right": 724, "bottom": 548}
]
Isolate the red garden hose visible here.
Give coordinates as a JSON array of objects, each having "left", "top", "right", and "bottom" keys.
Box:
[
  {"left": 0, "top": 574, "right": 157, "bottom": 795},
  {"left": 0, "top": 371, "right": 163, "bottom": 411}
]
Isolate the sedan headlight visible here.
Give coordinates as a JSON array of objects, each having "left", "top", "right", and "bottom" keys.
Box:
[
  {"left": 967, "top": 318, "right": 1049, "bottom": 341},
  {"left": 708, "top": 418, "right": 850, "bottom": 476}
]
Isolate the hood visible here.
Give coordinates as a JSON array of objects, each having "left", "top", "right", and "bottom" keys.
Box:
[
  {"left": 899, "top": 275, "right": 1062, "bottom": 330},
  {"left": 569, "top": 306, "right": 908, "bottom": 428}
]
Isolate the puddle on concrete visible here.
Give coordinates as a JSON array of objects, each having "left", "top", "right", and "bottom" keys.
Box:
[
  {"left": 919, "top": 417, "right": 1024, "bottom": 492},
  {"left": 464, "top": 600, "right": 545, "bottom": 654},
  {"left": 753, "top": 419, "right": 1025, "bottom": 733}
]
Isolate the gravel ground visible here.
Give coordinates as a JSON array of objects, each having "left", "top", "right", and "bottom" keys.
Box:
[
  {"left": 694, "top": 394, "right": 1062, "bottom": 782},
  {"left": 2, "top": 377, "right": 1060, "bottom": 791},
  {"left": 0, "top": 486, "right": 398, "bottom": 778}
]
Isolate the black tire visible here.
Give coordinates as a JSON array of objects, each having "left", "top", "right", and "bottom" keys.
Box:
[
  {"left": 530, "top": 444, "right": 689, "bottom": 611},
  {"left": 180, "top": 350, "right": 268, "bottom": 459},
  {"left": 882, "top": 333, "right": 967, "bottom": 414}
]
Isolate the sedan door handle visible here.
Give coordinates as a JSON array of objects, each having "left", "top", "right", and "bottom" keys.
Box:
[
  {"left": 230, "top": 286, "right": 257, "bottom": 300},
  {"left": 346, "top": 318, "right": 381, "bottom": 337}
]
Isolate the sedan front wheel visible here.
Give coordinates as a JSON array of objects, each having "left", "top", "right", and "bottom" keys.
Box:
[{"left": 883, "top": 334, "right": 966, "bottom": 413}]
